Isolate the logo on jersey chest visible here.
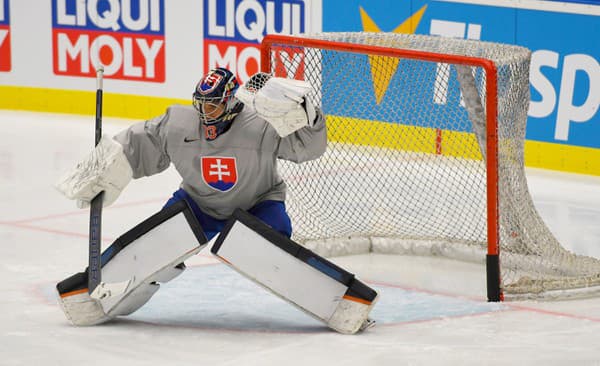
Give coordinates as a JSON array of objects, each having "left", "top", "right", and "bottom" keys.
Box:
[{"left": 201, "top": 156, "right": 238, "bottom": 192}]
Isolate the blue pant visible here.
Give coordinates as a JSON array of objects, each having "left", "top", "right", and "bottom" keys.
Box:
[{"left": 163, "top": 189, "right": 292, "bottom": 241}]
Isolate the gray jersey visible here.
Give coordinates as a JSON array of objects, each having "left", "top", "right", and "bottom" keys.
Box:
[{"left": 114, "top": 104, "right": 327, "bottom": 219}]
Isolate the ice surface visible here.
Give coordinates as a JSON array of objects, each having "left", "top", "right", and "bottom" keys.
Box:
[{"left": 1, "top": 110, "right": 599, "bottom": 365}]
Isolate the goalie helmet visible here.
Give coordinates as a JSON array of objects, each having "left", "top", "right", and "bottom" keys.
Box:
[{"left": 192, "top": 68, "right": 243, "bottom": 140}]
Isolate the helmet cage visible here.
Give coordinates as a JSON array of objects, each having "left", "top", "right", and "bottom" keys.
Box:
[
  {"left": 193, "top": 68, "right": 240, "bottom": 125},
  {"left": 193, "top": 96, "right": 228, "bottom": 124}
]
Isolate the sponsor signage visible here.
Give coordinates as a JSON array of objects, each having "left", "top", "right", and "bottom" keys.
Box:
[
  {"left": 0, "top": 0, "right": 10, "bottom": 72},
  {"left": 323, "top": 0, "right": 600, "bottom": 149},
  {"left": 203, "top": 0, "right": 306, "bottom": 83},
  {"left": 51, "top": 0, "right": 166, "bottom": 82}
]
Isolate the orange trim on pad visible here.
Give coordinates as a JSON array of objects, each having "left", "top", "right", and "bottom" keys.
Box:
[
  {"left": 59, "top": 288, "right": 89, "bottom": 298},
  {"left": 343, "top": 294, "right": 372, "bottom": 305}
]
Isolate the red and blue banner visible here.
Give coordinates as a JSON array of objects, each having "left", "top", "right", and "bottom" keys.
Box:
[
  {"left": 51, "top": 0, "right": 165, "bottom": 82},
  {"left": 0, "top": 0, "right": 10, "bottom": 72},
  {"left": 203, "top": 0, "right": 306, "bottom": 83}
]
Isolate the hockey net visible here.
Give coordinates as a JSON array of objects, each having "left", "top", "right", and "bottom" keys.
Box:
[{"left": 261, "top": 32, "right": 600, "bottom": 301}]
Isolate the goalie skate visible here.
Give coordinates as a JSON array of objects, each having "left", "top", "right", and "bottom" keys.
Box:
[{"left": 359, "top": 318, "right": 376, "bottom": 332}]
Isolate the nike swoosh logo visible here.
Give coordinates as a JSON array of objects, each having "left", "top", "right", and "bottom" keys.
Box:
[{"left": 184, "top": 137, "right": 202, "bottom": 143}]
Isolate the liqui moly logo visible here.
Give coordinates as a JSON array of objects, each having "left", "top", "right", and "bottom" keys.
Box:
[
  {"left": 52, "top": 0, "right": 165, "bottom": 82},
  {"left": 203, "top": 0, "right": 306, "bottom": 82},
  {"left": 201, "top": 156, "right": 238, "bottom": 192},
  {"left": 0, "top": 0, "right": 11, "bottom": 72}
]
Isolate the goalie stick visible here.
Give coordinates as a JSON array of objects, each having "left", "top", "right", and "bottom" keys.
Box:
[{"left": 88, "top": 66, "right": 105, "bottom": 294}]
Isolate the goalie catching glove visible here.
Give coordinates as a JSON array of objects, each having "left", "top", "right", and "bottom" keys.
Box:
[
  {"left": 235, "top": 72, "right": 317, "bottom": 137},
  {"left": 55, "top": 135, "right": 133, "bottom": 208}
]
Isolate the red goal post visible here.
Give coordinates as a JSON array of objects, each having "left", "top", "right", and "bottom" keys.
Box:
[{"left": 259, "top": 33, "right": 600, "bottom": 301}]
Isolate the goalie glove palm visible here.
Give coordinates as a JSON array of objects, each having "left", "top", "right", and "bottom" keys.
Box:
[
  {"left": 237, "top": 74, "right": 317, "bottom": 137},
  {"left": 55, "top": 135, "right": 133, "bottom": 208}
]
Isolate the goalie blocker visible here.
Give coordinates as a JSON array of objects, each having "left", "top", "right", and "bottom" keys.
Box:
[
  {"left": 56, "top": 200, "right": 208, "bottom": 326},
  {"left": 212, "top": 209, "right": 378, "bottom": 334}
]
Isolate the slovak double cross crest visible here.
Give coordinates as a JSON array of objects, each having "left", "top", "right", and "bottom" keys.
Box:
[{"left": 201, "top": 156, "right": 238, "bottom": 192}]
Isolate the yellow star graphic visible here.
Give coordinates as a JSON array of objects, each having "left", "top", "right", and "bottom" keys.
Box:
[{"left": 359, "top": 5, "right": 428, "bottom": 104}]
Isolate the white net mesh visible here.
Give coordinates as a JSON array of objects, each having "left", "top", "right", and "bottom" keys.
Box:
[{"left": 264, "top": 32, "right": 600, "bottom": 300}]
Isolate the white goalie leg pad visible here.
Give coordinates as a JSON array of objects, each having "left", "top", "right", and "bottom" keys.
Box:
[
  {"left": 105, "top": 263, "right": 187, "bottom": 317},
  {"left": 107, "top": 283, "right": 160, "bottom": 317},
  {"left": 57, "top": 200, "right": 207, "bottom": 326},
  {"left": 211, "top": 209, "right": 378, "bottom": 334},
  {"left": 58, "top": 288, "right": 111, "bottom": 326}
]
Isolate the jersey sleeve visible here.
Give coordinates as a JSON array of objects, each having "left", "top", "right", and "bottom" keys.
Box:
[
  {"left": 113, "top": 111, "right": 172, "bottom": 179},
  {"left": 276, "top": 108, "right": 327, "bottom": 163}
]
